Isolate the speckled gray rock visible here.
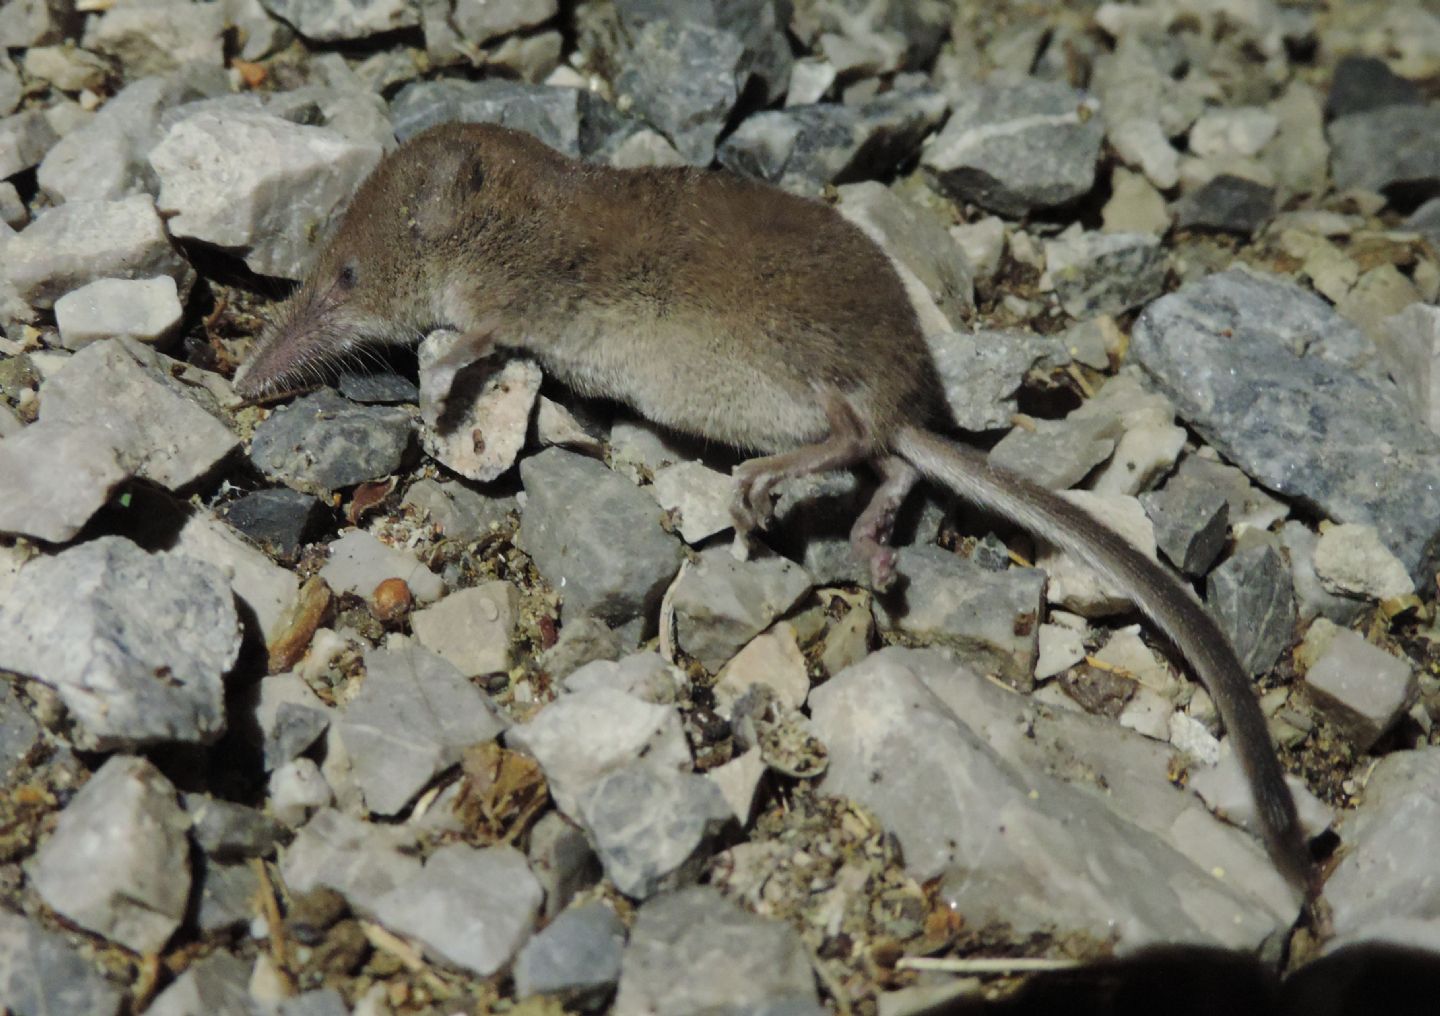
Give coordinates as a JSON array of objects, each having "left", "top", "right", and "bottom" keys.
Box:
[
  {"left": 337, "top": 647, "right": 507, "bottom": 815},
  {"left": 0, "top": 537, "right": 240, "bottom": 750},
  {"left": 989, "top": 412, "right": 1121, "bottom": 491},
  {"left": 790, "top": 0, "right": 946, "bottom": 74},
  {"left": 514, "top": 901, "right": 625, "bottom": 1005},
  {"left": 448, "top": 0, "right": 558, "bottom": 45},
  {"left": 613, "top": 886, "right": 820, "bottom": 1016},
  {"left": 281, "top": 808, "right": 422, "bottom": 915},
  {"left": 616, "top": 0, "right": 792, "bottom": 106},
  {"left": 1141, "top": 474, "right": 1230, "bottom": 577},
  {"left": 0, "top": 910, "right": 122, "bottom": 1016},
  {"left": 1376, "top": 302, "right": 1440, "bottom": 435},
  {"left": 1277, "top": 521, "right": 1365, "bottom": 626},
  {"left": 402, "top": 477, "right": 516, "bottom": 543},
  {"left": 83, "top": 1, "right": 224, "bottom": 75},
  {"left": 250, "top": 390, "right": 414, "bottom": 495},
  {"left": 390, "top": 78, "right": 586, "bottom": 153},
  {"left": 0, "top": 109, "right": 58, "bottom": 179},
  {"left": 185, "top": 793, "right": 285, "bottom": 861},
  {"left": 1329, "top": 104, "right": 1440, "bottom": 199},
  {"left": 564, "top": 652, "right": 686, "bottom": 704},
  {"left": 576, "top": 760, "right": 732, "bottom": 899},
  {"left": 259, "top": 0, "right": 418, "bottom": 41},
  {"left": 924, "top": 78, "right": 1103, "bottom": 217},
  {"left": 4, "top": 193, "right": 194, "bottom": 309},
  {"left": 373, "top": 843, "right": 542, "bottom": 977},
  {"left": 614, "top": 20, "right": 742, "bottom": 165},
  {"left": 220, "top": 487, "right": 328, "bottom": 563},
  {"left": 1131, "top": 269, "right": 1440, "bottom": 579},
  {"left": 173, "top": 509, "right": 300, "bottom": 645},
  {"left": 151, "top": 110, "right": 383, "bottom": 279},
  {"left": 337, "top": 370, "right": 418, "bottom": 404},
  {"left": 0, "top": 682, "right": 39, "bottom": 778},
  {"left": 517, "top": 447, "right": 683, "bottom": 626},
  {"left": 27, "top": 756, "right": 191, "bottom": 953},
  {"left": 1303, "top": 626, "right": 1415, "bottom": 750},
  {"left": 718, "top": 84, "right": 948, "bottom": 194},
  {"left": 1206, "top": 541, "right": 1296, "bottom": 677},
  {"left": 1326, "top": 56, "right": 1421, "bottom": 120},
  {"left": 929, "top": 329, "right": 1060, "bottom": 432},
  {"left": 1045, "top": 230, "right": 1165, "bottom": 318},
  {"left": 1174, "top": 175, "right": 1276, "bottom": 235},
  {"left": 0, "top": 419, "right": 128, "bottom": 542},
  {"left": 53, "top": 276, "right": 183, "bottom": 349},
  {"left": 668, "top": 549, "right": 813, "bottom": 671},
  {"left": 41, "top": 337, "right": 238, "bottom": 490},
  {"left": 506, "top": 686, "right": 690, "bottom": 818},
  {"left": 1325, "top": 749, "right": 1440, "bottom": 947},
  {"left": 875, "top": 546, "right": 1046, "bottom": 689}
]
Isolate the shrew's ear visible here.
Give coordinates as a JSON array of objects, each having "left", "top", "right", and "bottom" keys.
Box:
[{"left": 408, "top": 143, "right": 485, "bottom": 242}]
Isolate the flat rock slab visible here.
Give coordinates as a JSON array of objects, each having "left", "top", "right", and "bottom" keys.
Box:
[
  {"left": 0, "top": 910, "right": 123, "bottom": 1016},
  {"left": 409, "top": 582, "right": 520, "bottom": 676},
  {"left": 27, "top": 756, "right": 191, "bottom": 954},
  {"left": 319, "top": 529, "right": 445, "bottom": 605},
  {"left": 0, "top": 419, "right": 128, "bottom": 542},
  {"left": 250, "top": 389, "right": 414, "bottom": 495},
  {"left": 281, "top": 809, "right": 422, "bottom": 915},
  {"left": 668, "top": 549, "right": 814, "bottom": 672},
  {"left": 1131, "top": 269, "right": 1440, "bottom": 579},
  {"left": 514, "top": 901, "right": 625, "bottom": 1004},
  {"left": 0, "top": 536, "right": 240, "bottom": 750}
]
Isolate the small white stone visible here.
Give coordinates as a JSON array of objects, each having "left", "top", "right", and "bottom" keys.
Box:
[
  {"left": 1189, "top": 106, "right": 1280, "bottom": 160},
  {"left": 1035, "top": 622, "right": 1085, "bottom": 680},
  {"left": 1313, "top": 523, "right": 1414, "bottom": 601},
  {"left": 949, "top": 217, "right": 1006, "bottom": 283},
  {"left": 707, "top": 747, "right": 766, "bottom": 824},
  {"left": 1040, "top": 493, "right": 1160, "bottom": 616},
  {"left": 269, "top": 757, "right": 334, "bottom": 827}
]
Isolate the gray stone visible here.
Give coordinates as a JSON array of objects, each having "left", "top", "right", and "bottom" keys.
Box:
[
  {"left": 989, "top": 413, "right": 1121, "bottom": 491},
  {"left": 281, "top": 809, "right": 422, "bottom": 915},
  {"left": 250, "top": 390, "right": 414, "bottom": 495},
  {"left": 566, "top": 652, "right": 686, "bottom": 704},
  {"left": 185, "top": 793, "right": 285, "bottom": 861},
  {"left": 373, "top": 843, "right": 542, "bottom": 977},
  {"left": 719, "top": 85, "right": 948, "bottom": 195},
  {"left": 267, "top": 702, "right": 330, "bottom": 771},
  {"left": 506, "top": 686, "right": 690, "bottom": 818},
  {"left": 613, "top": 886, "right": 819, "bottom": 1016},
  {"left": 0, "top": 910, "right": 122, "bottom": 1016},
  {"left": 319, "top": 529, "right": 445, "bottom": 604},
  {"left": 1278, "top": 521, "right": 1365, "bottom": 626},
  {"left": 1141, "top": 474, "right": 1231, "bottom": 576},
  {"left": 1174, "top": 174, "right": 1276, "bottom": 235},
  {"left": 410, "top": 582, "right": 520, "bottom": 675},
  {"left": 0, "top": 110, "right": 58, "bottom": 179},
  {"left": 0, "top": 419, "right": 128, "bottom": 542},
  {"left": 616, "top": 0, "right": 792, "bottom": 106},
  {"left": 789, "top": 0, "right": 946, "bottom": 74},
  {"left": 1132, "top": 269, "right": 1440, "bottom": 579},
  {"left": 929, "top": 329, "right": 1059, "bottom": 432},
  {"left": 1045, "top": 230, "right": 1165, "bottom": 318},
  {"left": 1405, "top": 197, "right": 1440, "bottom": 254},
  {"left": 615, "top": 20, "right": 743, "bottom": 165},
  {"left": 0, "top": 681, "right": 40, "bottom": 778},
  {"left": 338, "top": 646, "right": 507, "bottom": 815},
  {"left": 337, "top": 370, "right": 418, "bottom": 404},
  {"left": 28, "top": 756, "right": 191, "bottom": 953},
  {"left": 924, "top": 78, "right": 1104, "bottom": 217},
  {"left": 402, "top": 477, "right": 515, "bottom": 544},
  {"left": 1314, "top": 522, "right": 1415, "bottom": 601},
  {"left": 0, "top": 537, "right": 240, "bottom": 750},
  {"left": 576, "top": 760, "right": 732, "bottom": 899},
  {"left": 417, "top": 336, "right": 539, "bottom": 481},
  {"left": 54, "top": 276, "right": 184, "bottom": 349},
  {"left": 173, "top": 510, "right": 300, "bottom": 645},
  {"left": 668, "top": 548, "right": 813, "bottom": 671},
  {"left": 192, "top": 857, "right": 262, "bottom": 934},
  {"left": 538, "top": 614, "right": 623, "bottom": 681},
  {"left": 390, "top": 78, "right": 585, "bottom": 154},
  {"left": 278, "top": 989, "right": 349, "bottom": 1016},
  {"left": 648, "top": 460, "right": 734, "bottom": 544},
  {"left": 0, "top": 181, "right": 24, "bottom": 228},
  {"left": 1172, "top": 454, "right": 1289, "bottom": 533},
  {"left": 528, "top": 811, "right": 603, "bottom": 919},
  {"left": 83, "top": 2, "right": 225, "bottom": 76},
  {"left": 220, "top": 487, "right": 328, "bottom": 563},
  {"left": 269, "top": 757, "right": 334, "bottom": 827},
  {"left": 514, "top": 901, "right": 625, "bottom": 1004},
  {"left": 4, "top": 193, "right": 194, "bottom": 309},
  {"left": 259, "top": 0, "right": 418, "bottom": 41},
  {"left": 151, "top": 110, "right": 383, "bottom": 280},
  {"left": 0, "top": 0, "right": 78, "bottom": 47},
  {"left": 41, "top": 338, "right": 237, "bottom": 490},
  {"left": 451, "top": 0, "right": 558, "bottom": 45},
  {"left": 517, "top": 447, "right": 683, "bottom": 626},
  {"left": 228, "top": 0, "right": 295, "bottom": 60},
  {"left": 1207, "top": 541, "right": 1296, "bottom": 678},
  {"left": 875, "top": 546, "right": 1045, "bottom": 689},
  {"left": 1376, "top": 303, "right": 1440, "bottom": 434},
  {"left": 1326, "top": 56, "right": 1422, "bottom": 121},
  {"left": 38, "top": 67, "right": 230, "bottom": 204},
  {"left": 1303, "top": 627, "right": 1415, "bottom": 750},
  {"left": 0, "top": 56, "right": 16, "bottom": 118},
  {"left": 1329, "top": 104, "right": 1440, "bottom": 199}
]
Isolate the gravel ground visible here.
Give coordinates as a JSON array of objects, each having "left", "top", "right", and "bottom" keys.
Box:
[{"left": 3, "top": 1, "right": 1440, "bottom": 1014}]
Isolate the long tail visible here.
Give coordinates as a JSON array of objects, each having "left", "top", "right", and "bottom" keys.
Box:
[{"left": 893, "top": 425, "right": 1314, "bottom": 897}]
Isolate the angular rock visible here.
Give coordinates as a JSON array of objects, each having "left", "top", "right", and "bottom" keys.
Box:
[
  {"left": 319, "top": 529, "right": 444, "bottom": 604},
  {"left": 0, "top": 910, "right": 123, "bottom": 1016},
  {"left": 41, "top": 337, "right": 237, "bottom": 490},
  {"left": 615, "top": 0, "right": 791, "bottom": 106},
  {"left": 390, "top": 78, "right": 587, "bottom": 153},
  {"left": 518, "top": 447, "right": 684, "bottom": 626},
  {"left": 1044, "top": 230, "right": 1165, "bottom": 318},
  {"left": 613, "top": 886, "right": 819, "bottom": 1016},
  {"left": 148, "top": 950, "right": 251, "bottom": 1016},
  {"left": 185, "top": 794, "right": 285, "bottom": 861},
  {"left": 1303, "top": 626, "right": 1415, "bottom": 750},
  {"left": 53, "top": 276, "right": 183, "bottom": 349},
  {"left": 528, "top": 811, "right": 603, "bottom": 919},
  {"left": 0, "top": 537, "right": 240, "bottom": 749},
  {"left": 1189, "top": 106, "right": 1279, "bottom": 161},
  {"left": 0, "top": 109, "right": 58, "bottom": 179},
  {"left": 83, "top": 2, "right": 225, "bottom": 76},
  {"left": 335, "top": 370, "right": 417, "bottom": 405},
  {"left": 923, "top": 78, "right": 1103, "bottom": 217},
  {"left": 1277, "top": 521, "right": 1365, "bottom": 626},
  {"left": 668, "top": 548, "right": 813, "bottom": 671},
  {"left": 151, "top": 110, "right": 382, "bottom": 279},
  {"left": 0, "top": 419, "right": 128, "bottom": 542},
  {"left": 402, "top": 477, "right": 515, "bottom": 543},
  {"left": 928, "top": 329, "right": 1063, "bottom": 431},
  {"left": 1207, "top": 540, "right": 1296, "bottom": 678},
  {"left": 373, "top": 843, "right": 542, "bottom": 977},
  {"left": 173, "top": 509, "right": 300, "bottom": 645},
  {"left": 409, "top": 582, "right": 520, "bottom": 676},
  {"left": 714, "top": 622, "right": 809, "bottom": 718},
  {"left": 614, "top": 20, "right": 742, "bottom": 165},
  {"left": 648, "top": 460, "right": 734, "bottom": 544},
  {"left": 1132, "top": 269, "right": 1440, "bottom": 579},
  {"left": 1174, "top": 174, "right": 1276, "bottom": 235},
  {"left": 259, "top": 0, "right": 418, "bottom": 41},
  {"left": 0, "top": 681, "right": 40, "bottom": 778},
  {"left": 1376, "top": 302, "right": 1440, "bottom": 434},
  {"left": 1141, "top": 473, "right": 1231, "bottom": 577},
  {"left": 1038, "top": 492, "right": 1161, "bottom": 616},
  {"left": 876, "top": 546, "right": 1045, "bottom": 688},
  {"left": 28, "top": 756, "right": 191, "bottom": 953},
  {"left": 989, "top": 413, "right": 1121, "bottom": 491},
  {"left": 417, "top": 335, "right": 539, "bottom": 482},
  {"left": 1326, "top": 56, "right": 1422, "bottom": 121},
  {"left": 4, "top": 193, "right": 193, "bottom": 309},
  {"left": 564, "top": 652, "right": 686, "bottom": 704},
  {"left": 0, "top": 0, "right": 80, "bottom": 48},
  {"left": 338, "top": 647, "right": 507, "bottom": 815},
  {"left": 269, "top": 757, "right": 334, "bottom": 826},
  {"left": 23, "top": 44, "right": 113, "bottom": 94},
  {"left": 220, "top": 487, "right": 328, "bottom": 563},
  {"left": 1329, "top": 105, "right": 1440, "bottom": 199},
  {"left": 576, "top": 760, "right": 732, "bottom": 899},
  {"left": 1314, "top": 522, "right": 1415, "bottom": 601},
  {"left": 250, "top": 390, "right": 414, "bottom": 495},
  {"left": 281, "top": 809, "right": 422, "bottom": 915},
  {"left": 506, "top": 687, "right": 690, "bottom": 818},
  {"left": 514, "top": 901, "right": 625, "bottom": 1005}
]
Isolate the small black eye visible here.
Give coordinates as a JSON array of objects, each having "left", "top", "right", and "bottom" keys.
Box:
[{"left": 337, "top": 263, "right": 358, "bottom": 290}]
